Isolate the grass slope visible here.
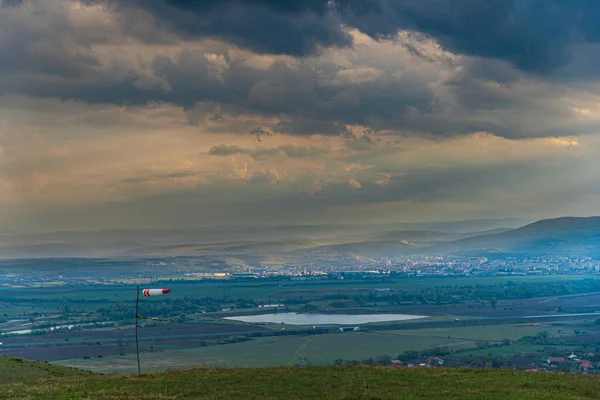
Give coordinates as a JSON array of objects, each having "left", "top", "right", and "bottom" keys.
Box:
[
  {"left": 3, "top": 357, "right": 600, "bottom": 400},
  {"left": 0, "top": 355, "right": 92, "bottom": 384}
]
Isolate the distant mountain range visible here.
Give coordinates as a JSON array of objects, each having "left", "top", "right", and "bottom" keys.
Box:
[
  {"left": 426, "top": 216, "right": 600, "bottom": 258},
  {"left": 3, "top": 216, "right": 600, "bottom": 259}
]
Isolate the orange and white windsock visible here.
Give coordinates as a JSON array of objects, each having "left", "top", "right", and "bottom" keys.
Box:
[{"left": 142, "top": 288, "right": 171, "bottom": 297}]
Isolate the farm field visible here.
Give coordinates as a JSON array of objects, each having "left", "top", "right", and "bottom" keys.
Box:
[
  {"left": 460, "top": 343, "right": 580, "bottom": 357},
  {"left": 376, "top": 324, "right": 568, "bottom": 342},
  {"left": 53, "top": 318, "right": 600, "bottom": 373},
  {"left": 0, "top": 322, "right": 271, "bottom": 361},
  {"left": 55, "top": 332, "right": 477, "bottom": 372}
]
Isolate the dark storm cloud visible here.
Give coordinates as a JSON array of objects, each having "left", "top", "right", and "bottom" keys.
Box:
[
  {"left": 393, "top": 0, "right": 600, "bottom": 76},
  {"left": 0, "top": 39, "right": 574, "bottom": 139},
  {"left": 93, "top": 0, "right": 600, "bottom": 77},
  {"left": 89, "top": 0, "right": 353, "bottom": 56},
  {"left": 340, "top": 0, "right": 570, "bottom": 73},
  {"left": 6, "top": 46, "right": 434, "bottom": 135},
  {"left": 3, "top": 0, "right": 599, "bottom": 141},
  {"left": 159, "top": 54, "right": 436, "bottom": 135}
]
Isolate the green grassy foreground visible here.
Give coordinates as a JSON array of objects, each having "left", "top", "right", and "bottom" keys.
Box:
[{"left": 2, "top": 356, "right": 600, "bottom": 400}]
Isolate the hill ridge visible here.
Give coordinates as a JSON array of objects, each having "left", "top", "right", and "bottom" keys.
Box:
[{"left": 426, "top": 215, "right": 600, "bottom": 256}]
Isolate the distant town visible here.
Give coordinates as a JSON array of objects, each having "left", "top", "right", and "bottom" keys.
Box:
[
  {"left": 2, "top": 255, "right": 600, "bottom": 287},
  {"left": 182, "top": 255, "right": 600, "bottom": 280}
]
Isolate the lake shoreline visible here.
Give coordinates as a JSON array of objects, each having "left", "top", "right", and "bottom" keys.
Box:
[{"left": 224, "top": 312, "right": 428, "bottom": 326}]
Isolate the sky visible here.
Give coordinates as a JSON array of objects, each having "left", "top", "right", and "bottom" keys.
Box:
[{"left": 2, "top": 0, "right": 600, "bottom": 233}]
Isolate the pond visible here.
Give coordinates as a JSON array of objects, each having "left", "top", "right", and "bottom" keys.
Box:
[{"left": 223, "top": 312, "right": 428, "bottom": 325}]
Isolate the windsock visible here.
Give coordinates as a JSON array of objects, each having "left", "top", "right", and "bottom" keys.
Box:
[{"left": 142, "top": 288, "right": 171, "bottom": 297}]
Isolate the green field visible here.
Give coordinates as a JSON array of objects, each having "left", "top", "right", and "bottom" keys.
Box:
[
  {"left": 4, "top": 357, "right": 600, "bottom": 400},
  {"left": 53, "top": 321, "right": 586, "bottom": 373},
  {"left": 460, "top": 343, "right": 579, "bottom": 357},
  {"left": 56, "top": 332, "right": 474, "bottom": 372},
  {"left": 380, "top": 323, "right": 572, "bottom": 342},
  {"left": 3, "top": 274, "right": 594, "bottom": 302}
]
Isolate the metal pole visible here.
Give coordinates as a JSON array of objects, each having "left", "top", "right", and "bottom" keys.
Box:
[{"left": 135, "top": 286, "right": 141, "bottom": 375}]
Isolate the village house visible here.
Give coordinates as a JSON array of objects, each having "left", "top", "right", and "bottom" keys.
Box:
[{"left": 427, "top": 357, "right": 444, "bottom": 365}]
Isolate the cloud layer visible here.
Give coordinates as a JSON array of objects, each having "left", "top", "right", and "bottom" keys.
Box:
[
  {"left": 82, "top": 0, "right": 600, "bottom": 78},
  {"left": 2, "top": 0, "right": 600, "bottom": 232}
]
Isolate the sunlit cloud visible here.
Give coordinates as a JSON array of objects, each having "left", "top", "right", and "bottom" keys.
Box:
[{"left": 548, "top": 137, "right": 580, "bottom": 147}]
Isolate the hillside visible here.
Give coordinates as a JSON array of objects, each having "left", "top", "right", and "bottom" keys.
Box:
[
  {"left": 0, "top": 355, "right": 92, "bottom": 384},
  {"left": 428, "top": 216, "right": 600, "bottom": 256},
  {"left": 2, "top": 357, "right": 600, "bottom": 400}
]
